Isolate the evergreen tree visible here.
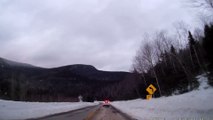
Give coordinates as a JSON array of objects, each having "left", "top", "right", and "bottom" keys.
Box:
[
  {"left": 188, "top": 31, "right": 203, "bottom": 71},
  {"left": 188, "top": 31, "right": 196, "bottom": 67},
  {"left": 170, "top": 45, "right": 176, "bottom": 55},
  {"left": 203, "top": 24, "right": 213, "bottom": 86},
  {"left": 203, "top": 24, "right": 213, "bottom": 68},
  {"left": 188, "top": 31, "right": 196, "bottom": 50}
]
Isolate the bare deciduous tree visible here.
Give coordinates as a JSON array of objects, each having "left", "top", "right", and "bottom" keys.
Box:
[
  {"left": 191, "top": 0, "right": 213, "bottom": 9},
  {"left": 134, "top": 34, "right": 162, "bottom": 96},
  {"left": 173, "top": 21, "right": 190, "bottom": 49},
  {"left": 191, "top": 0, "right": 213, "bottom": 24}
]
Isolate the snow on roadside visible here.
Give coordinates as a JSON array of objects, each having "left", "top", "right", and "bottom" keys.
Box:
[
  {"left": 112, "top": 74, "right": 213, "bottom": 120},
  {"left": 0, "top": 100, "right": 97, "bottom": 120}
]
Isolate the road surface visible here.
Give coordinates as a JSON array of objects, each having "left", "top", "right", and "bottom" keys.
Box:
[
  {"left": 92, "top": 105, "right": 133, "bottom": 120},
  {"left": 31, "top": 104, "right": 134, "bottom": 120}
]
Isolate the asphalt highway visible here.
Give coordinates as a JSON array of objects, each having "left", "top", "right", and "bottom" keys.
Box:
[{"left": 31, "top": 104, "right": 134, "bottom": 120}]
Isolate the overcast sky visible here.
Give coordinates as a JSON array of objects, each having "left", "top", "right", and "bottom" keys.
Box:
[{"left": 0, "top": 0, "right": 201, "bottom": 71}]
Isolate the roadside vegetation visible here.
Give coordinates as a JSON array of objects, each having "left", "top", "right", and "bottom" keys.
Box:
[{"left": 132, "top": 0, "right": 213, "bottom": 97}]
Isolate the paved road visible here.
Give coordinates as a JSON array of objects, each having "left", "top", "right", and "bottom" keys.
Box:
[
  {"left": 31, "top": 104, "right": 134, "bottom": 120},
  {"left": 31, "top": 105, "right": 100, "bottom": 120},
  {"left": 92, "top": 105, "right": 133, "bottom": 120}
]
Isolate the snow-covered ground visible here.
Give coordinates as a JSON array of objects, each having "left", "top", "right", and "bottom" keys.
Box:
[
  {"left": 0, "top": 100, "right": 97, "bottom": 120},
  {"left": 0, "top": 74, "right": 212, "bottom": 120},
  {"left": 112, "top": 74, "right": 213, "bottom": 120}
]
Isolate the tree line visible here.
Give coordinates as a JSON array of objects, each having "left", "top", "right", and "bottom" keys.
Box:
[{"left": 132, "top": 0, "right": 213, "bottom": 97}]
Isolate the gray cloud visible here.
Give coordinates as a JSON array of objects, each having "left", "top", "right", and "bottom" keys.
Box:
[{"left": 0, "top": 0, "right": 200, "bottom": 71}]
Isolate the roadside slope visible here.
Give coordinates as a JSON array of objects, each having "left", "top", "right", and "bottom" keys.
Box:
[
  {"left": 0, "top": 100, "right": 97, "bottom": 120},
  {"left": 112, "top": 74, "right": 213, "bottom": 120}
]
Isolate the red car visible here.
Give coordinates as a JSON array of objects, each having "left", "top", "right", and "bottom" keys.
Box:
[{"left": 102, "top": 100, "right": 110, "bottom": 107}]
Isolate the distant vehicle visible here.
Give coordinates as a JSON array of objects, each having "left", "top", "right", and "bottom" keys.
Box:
[{"left": 102, "top": 100, "right": 110, "bottom": 107}]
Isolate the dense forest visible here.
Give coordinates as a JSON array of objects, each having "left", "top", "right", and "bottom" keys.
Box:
[{"left": 133, "top": 23, "right": 213, "bottom": 97}]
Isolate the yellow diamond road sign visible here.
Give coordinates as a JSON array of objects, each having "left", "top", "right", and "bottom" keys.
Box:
[{"left": 146, "top": 84, "right": 157, "bottom": 95}]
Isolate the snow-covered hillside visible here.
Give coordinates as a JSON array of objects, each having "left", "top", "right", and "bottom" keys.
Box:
[
  {"left": 112, "top": 74, "right": 213, "bottom": 120},
  {"left": 0, "top": 100, "right": 96, "bottom": 120}
]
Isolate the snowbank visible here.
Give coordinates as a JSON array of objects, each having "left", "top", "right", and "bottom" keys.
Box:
[
  {"left": 0, "top": 100, "right": 96, "bottom": 120},
  {"left": 112, "top": 75, "right": 213, "bottom": 120}
]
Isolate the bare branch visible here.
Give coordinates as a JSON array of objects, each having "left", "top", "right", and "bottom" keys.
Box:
[{"left": 191, "top": 0, "right": 213, "bottom": 9}]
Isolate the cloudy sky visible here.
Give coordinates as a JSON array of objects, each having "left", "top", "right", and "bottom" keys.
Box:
[{"left": 0, "top": 0, "right": 201, "bottom": 71}]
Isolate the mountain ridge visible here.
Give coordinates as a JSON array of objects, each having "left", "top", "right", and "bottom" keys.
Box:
[
  {"left": 0, "top": 57, "right": 128, "bottom": 73},
  {"left": 0, "top": 57, "right": 140, "bottom": 102},
  {"left": 0, "top": 57, "right": 36, "bottom": 68}
]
